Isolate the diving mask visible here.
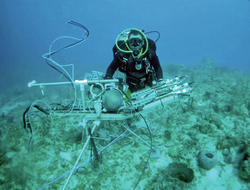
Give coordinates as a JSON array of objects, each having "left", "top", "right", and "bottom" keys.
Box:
[
  {"left": 129, "top": 38, "right": 143, "bottom": 48},
  {"left": 115, "top": 28, "right": 149, "bottom": 57},
  {"left": 128, "top": 35, "right": 144, "bottom": 57}
]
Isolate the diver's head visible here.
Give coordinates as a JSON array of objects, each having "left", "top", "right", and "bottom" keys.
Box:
[
  {"left": 115, "top": 28, "right": 148, "bottom": 58},
  {"left": 128, "top": 30, "right": 144, "bottom": 56}
]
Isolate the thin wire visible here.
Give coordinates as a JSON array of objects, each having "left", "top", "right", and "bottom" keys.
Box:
[
  {"left": 38, "top": 121, "right": 129, "bottom": 190},
  {"left": 133, "top": 115, "right": 152, "bottom": 190},
  {"left": 42, "top": 20, "right": 89, "bottom": 112}
]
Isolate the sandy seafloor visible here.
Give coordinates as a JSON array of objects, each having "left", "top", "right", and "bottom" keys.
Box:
[{"left": 0, "top": 57, "right": 250, "bottom": 190}]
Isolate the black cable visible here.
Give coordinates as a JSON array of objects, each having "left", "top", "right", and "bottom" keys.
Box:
[
  {"left": 45, "top": 20, "right": 89, "bottom": 75},
  {"left": 144, "top": 31, "right": 160, "bottom": 43},
  {"left": 47, "top": 20, "right": 89, "bottom": 57},
  {"left": 67, "top": 20, "right": 89, "bottom": 37},
  {"left": 23, "top": 104, "right": 51, "bottom": 152},
  {"left": 133, "top": 114, "right": 152, "bottom": 190},
  {"left": 44, "top": 20, "right": 89, "bottom": 106},
  {"left": 23, "top": 106, "right": 32, "bottom": 133},
  {"left": 23, "top": 105, "right": 50, "bottom": 133},
  {"left": 88, "top": 127, "right": 100, "bottom": 163},
  {"left": 45, "top": 61, "right": 74, "bottom": 88}
]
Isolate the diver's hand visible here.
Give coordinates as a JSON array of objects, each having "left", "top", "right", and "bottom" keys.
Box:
[
  {"left": 157, "top": 79, "right": 165, "bottom": 85},
  {"left": 104, "top": 75, "right": 113, "bottom": 79}
]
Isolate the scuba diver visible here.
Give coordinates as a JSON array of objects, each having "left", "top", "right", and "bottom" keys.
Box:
[{"left": 104, "top": 28, "right": 163, "bottom": 92}]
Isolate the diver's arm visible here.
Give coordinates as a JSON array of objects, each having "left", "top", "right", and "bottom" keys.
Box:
[
  {"left": 147, "top": 40, "right": 163, "bottom": 80},
  {"left": 151, "top": 53, "right": 163, "bottom": 80},
  {"left": 105, "top": 56, "right": 119, "bottom": 78}
]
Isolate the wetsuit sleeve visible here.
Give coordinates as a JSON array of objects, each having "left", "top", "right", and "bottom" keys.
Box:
[
  {"left": 147, "top": 39, "right": 163, "bottom": 80},
  {"left": 105, "top": 55, "right": 120, "bottom": 78},
  {"left": 150, "top": 50, "right": 163, "bottom": 79}
]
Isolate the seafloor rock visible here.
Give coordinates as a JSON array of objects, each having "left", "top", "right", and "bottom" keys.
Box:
[
  {"left": 166, "top": 163, "right": 194, "bottom": 183},
  {"left": 238, "top": 146, "right": 250, "bottom": 180}
]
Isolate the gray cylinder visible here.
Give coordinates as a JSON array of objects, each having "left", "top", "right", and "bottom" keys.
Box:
[{"left": 198, "top": 150, "right": 218, "bottom": 170}]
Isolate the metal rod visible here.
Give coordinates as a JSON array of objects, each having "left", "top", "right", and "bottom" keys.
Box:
[{"left": 63, "top": 120, "right": 100, "bottom": 190}]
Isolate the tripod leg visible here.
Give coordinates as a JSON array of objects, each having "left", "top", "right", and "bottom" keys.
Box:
[
  {"left": 63, "top": 120, "right": 100, "bottom": 190},
  {"left": 125, "top": 126, "right": 156, "bottom": 149}
]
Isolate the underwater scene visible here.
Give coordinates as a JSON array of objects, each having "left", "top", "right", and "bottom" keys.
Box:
[
  {"left": 1, "top": 57, "right": 250, "bottom": 189},
  {"left": 0, "top": 0, "right": 250, "bottom": 190}
]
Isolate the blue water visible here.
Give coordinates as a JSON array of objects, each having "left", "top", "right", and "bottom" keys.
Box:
[
  {"left": 1, "top": 1, "right": 250, "bottom": 189},
  {"left": 0, "top": 0, "right": 250, "bottom": 93}
]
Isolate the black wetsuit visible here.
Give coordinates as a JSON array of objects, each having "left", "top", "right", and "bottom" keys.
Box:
[{"left": 105, "top": 38, "right": 163, "bottom": 92}]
